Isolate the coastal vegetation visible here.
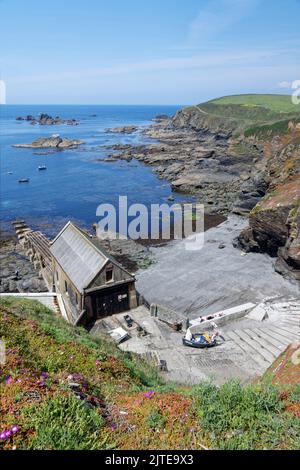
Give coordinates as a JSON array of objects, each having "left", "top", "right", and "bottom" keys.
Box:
[
  {"left": 209, "top": 94, "right": 298, "bottom": 113},
  {"left": 1, "top": 297, "right": 299, "bottom": 450},
  {"left": 174, "top": 94, "right": 300, "bottom": 136}
]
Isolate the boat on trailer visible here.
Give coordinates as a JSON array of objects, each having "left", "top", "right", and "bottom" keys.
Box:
[{"left": 182, "top": 331, "right": 225, "bottom": 349}]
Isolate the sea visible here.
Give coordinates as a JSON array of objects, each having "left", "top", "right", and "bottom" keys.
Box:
[{"left": 0, "top": 104, "right": 193, "bottom": 237}]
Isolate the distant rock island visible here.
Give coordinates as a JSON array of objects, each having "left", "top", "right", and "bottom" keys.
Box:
[
  {"left": 105, "top": 125, "right": 138, "bottom": 134},
  {"left": 16, "top": 113, "right": 79, "bottom": 126},
  {"left": 13, "top": 136, "right": 85, "bottom": 149},
  {"left": 153, "top": 114, "right": 170, "bottom": 122}
]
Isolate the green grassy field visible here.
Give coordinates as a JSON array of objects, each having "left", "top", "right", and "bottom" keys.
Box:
[
  {"left": 209, "top": 94, "right": 297, "bottom": 113},
  {"left": 0, "top": 297, "right": 299, "bottom": 450},
  {"left": 182, "top": 94, "right": 300, "bottom": 136}
]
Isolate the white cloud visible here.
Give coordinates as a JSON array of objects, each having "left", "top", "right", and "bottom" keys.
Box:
[
  {"left": 277, "top": 80, "right": 292, "bottom": 89},
  {"left": 7, "top": 47, "right": 281, "bottom": 84}
]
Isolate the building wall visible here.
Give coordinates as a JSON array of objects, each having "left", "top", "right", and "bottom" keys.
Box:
[
  {"left": 88, "top": 262, "right": 134, "bottom": 289},
  {"left": 52, "top": 259, "right": 137, "bottom": 325},
  {"left": 52, "top": 260, "right": 82, "bottom": 323},
  {"left": 83, "top": 280, "right": 137, "bottom": 323},
  {"left": 128, "top": 282, "right": 137, "bottom": 309}
]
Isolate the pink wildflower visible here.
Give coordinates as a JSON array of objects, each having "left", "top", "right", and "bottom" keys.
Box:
[
  {"left": 11, "top": 425, "right": 20, "bottom": 434},
  {"left": 143, "top": 390, "right": 155, "bottom": 399},
  {"left": 5, "top": 375, "right": 13, "bottom": 385}
]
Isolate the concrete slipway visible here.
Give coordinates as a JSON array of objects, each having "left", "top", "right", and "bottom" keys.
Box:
[{"left": 136, "top": 215, "right": 299, "bottom": 318}]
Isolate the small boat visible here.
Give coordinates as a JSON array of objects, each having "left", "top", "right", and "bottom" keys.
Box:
[
  {"left": 182, "top": 331, "right": 225, "bottom": 349},
  {"left": 7, "top": 171, "right": 13, "bottom": 175},
  {"left": 18, "top": 178, "right": 30, "bottom": 183},
  {"left": 182, "top": 337, "right": 217, "bottom": 348},
  {"left": 38, "top": 165, "right": 47, "bottom": 170}
]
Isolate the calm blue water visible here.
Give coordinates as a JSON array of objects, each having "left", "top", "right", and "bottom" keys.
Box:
[{"left": 0, "top": 105, "right": 191, "bottom": 236}]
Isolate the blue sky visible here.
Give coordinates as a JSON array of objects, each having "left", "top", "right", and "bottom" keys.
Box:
[{"left": 1, "top": 0, "right": 300, "bottom": 104}]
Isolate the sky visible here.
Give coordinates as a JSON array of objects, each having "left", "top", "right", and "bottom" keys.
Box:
[{"left": 1, "top": 0, "right": 300, "bottom": 104}]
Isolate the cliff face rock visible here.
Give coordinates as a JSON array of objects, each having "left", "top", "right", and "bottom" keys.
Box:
[
  {"left": 237, "top": 139, "right": 300, "bottom": 282},
  {"left": 172, "top": 99, "right": 300, "bottom": 282},
  {"left": 172, "top": 106, "right": 235, "bottom": 136},
  {"left": 276, "top": 204, "right": 300, "bottom": 281}
]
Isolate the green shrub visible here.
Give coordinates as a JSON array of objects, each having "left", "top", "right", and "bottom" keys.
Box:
[
  {"left": 146, "top": 408, "right": 167, "bottom": 430},
  {"left": 193, "top": 380, "right": 299, "bottom": 449},
  {"left": 23, "top": 394, "right": 107, "bottom": 450},
  {"left": 290, "top": 384, "right": 300, "bottom": 404}
]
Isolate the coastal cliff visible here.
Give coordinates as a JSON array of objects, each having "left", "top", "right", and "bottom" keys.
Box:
[
  {"left": 236, "top": 137, "right": 300, "bottom": 281},
  {"left": 105, "top": 95, "right": 299, "bottom": 282},
  {"left": 171, "top": 95, "right": 300, "bottom": 282}
]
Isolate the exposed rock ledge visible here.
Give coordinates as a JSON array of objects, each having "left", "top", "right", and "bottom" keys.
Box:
[
  {"left": 13, "top": 136, "right": 85, "bottom": 149},
  {"left": 105, "top": 125, "right": 138, "bottom": 134},
  {"left": 102, "top": 120, "right": 261, "bottom": 214},
  {"left": 16, "top": 113, "right": 79, "bottom": 126},
  {"left": 0, "top": 232, "right": 47, "bottom": 293}
]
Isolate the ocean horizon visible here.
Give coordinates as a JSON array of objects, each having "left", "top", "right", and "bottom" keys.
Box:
[{"left": 0, "top": 104, "right": 192, "bottom": 237}]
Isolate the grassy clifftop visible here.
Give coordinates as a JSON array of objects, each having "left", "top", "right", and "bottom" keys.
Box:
[
  {"left": 0, "top": 297, "right": 299, "bottom": 450},
  {"left": 209, "top": 94, "right": 297, "bottom": 113},
  {"left": 173, "top": 94, "right": 300, "bottom": 136}
]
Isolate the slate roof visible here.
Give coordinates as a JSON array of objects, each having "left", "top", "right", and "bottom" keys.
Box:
[{"left": 50, "top": 222, "right": 109, "bottom": 293}]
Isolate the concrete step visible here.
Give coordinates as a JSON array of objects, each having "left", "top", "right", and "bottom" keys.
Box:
[
  {"left": 281, "top": 320, "right": 300, "bottom": 329},
  {"left": 267, "top": 325, "right": 299, "bottom": 342},
  {"left": 245, "top": 329, "right": 285, "bottom": 356},
  {"left": 257, "top": 328, "right": 292, "bottom": 348},
  {"left": 277, "top": 307, "right": 300, "bottom": 312},
  {"left": 280, "top": 312, "right": 300, "bottom": 316},
  {"left": 281, "top": 319, "right": 300, "bottom": 324},
  {"left": 281, "top": 316, "right": 300, "bottom": 323},
  {"left": 265, "top": 326, "right": 298, "bottom": 345},
  {"left": 225, "top": 331, "right": 267, "bottom": 370},
  {"left": 233, "top": 330, "right": 275, "bottom": 363},
  {"left": 276, "top": 324, "right": 300, "bottom": 337}
]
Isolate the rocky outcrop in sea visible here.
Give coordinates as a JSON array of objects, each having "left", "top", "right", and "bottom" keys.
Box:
[
  {"left": 13, "top": 136, "right": 85, "bottom": 149},
  {"left": 105, "top": 125, "right": 138, "bottom": 134},
  {"left": 16, "top": 113, "right": 79, "bottom": 126}
]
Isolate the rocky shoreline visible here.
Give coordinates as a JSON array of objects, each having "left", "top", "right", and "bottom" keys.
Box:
[
  {"left": 0, "top": 209, "right": 226, "bottom": 294},
  {"left": 0, "top": 231, "right": 47, "bottom": 294},
  {"left": 104, "top": 120, "right": 261, "bottom": 214},
  {"left": 3, "top": 106, "right": 299, "bottom": 290},
  {"left": 104, "top": 114, "right": 300, "bottom": 283}
]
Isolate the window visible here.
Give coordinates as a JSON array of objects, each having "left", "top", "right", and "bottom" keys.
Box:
[
  {"left": 75, "top": 293, "right": 78, "bottom": 305},
  {"left": 64, "top": 281, "right": 68, "bottom": 293},
  {"left": 56, "top": 271, "right": 59, "bottom": 281},
  {"left": 106, "top": 267, "right": 113, "bottom": 283}
]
